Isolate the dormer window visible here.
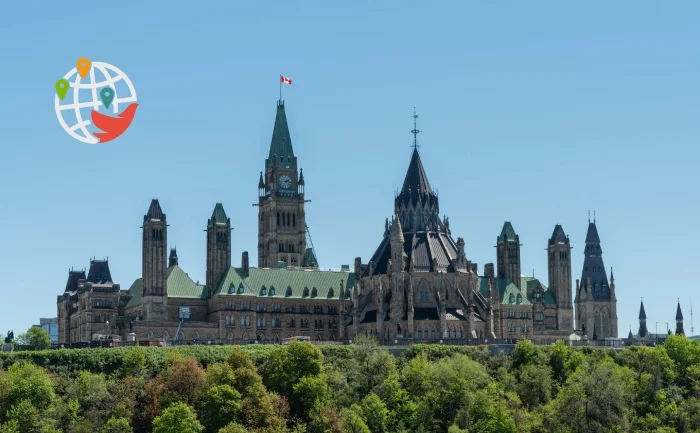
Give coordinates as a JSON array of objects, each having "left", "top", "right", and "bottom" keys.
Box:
[
  {"left": 270, "top": 287, "right": 276, "bottom": 296},
  {"left": 311, "top": 287, "right": 318, "bottom": 298},
  {"left": 303, "top": 287, "right": 309, "bottom": 297},
  {"left": 238, "top": 284, "right": 244, "bottom": 294},
  {"left": 328, "top": 288, "right": 334, "bottom": 298},
  {"left": 509, "top": 294, "right": 515, "bottom": 304},
  {"left": 286, "top": 286, "right": 292, "bottom": 297},
  {"left": 516, "top": 294, "right": 522, "bottom": 304},
  {"left": 261, "top": 286, "right": 267, "bottom": 296}
]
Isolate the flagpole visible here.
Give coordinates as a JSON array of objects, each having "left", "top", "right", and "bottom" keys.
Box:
[{"left": 279, "top": 75, "right": 282, "bottom": 102}]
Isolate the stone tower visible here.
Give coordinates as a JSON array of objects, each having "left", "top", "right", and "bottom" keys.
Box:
[
  {"left": 142, "top": 199, "right": 168, "bottom": 321},
  {"left": 548, "top": 224, "right": 573, "bottom": 331},
  {"left": 575, "top": 219, "right": 618, "bottom": 338},
  {"left": 206, "top": 203, "right": 231, "bottom": 298},
  {"left": 676, "top": 301, "right": 684, "bottom": 335},
  {"left": 638, "top": 299, "right": 648, "bottom": 338},
  {"left": 257, "top": 101, "right": 307, "bottom": 268},
  {"left": 496, "top": 222, "right": 522, "bottom": 289}
]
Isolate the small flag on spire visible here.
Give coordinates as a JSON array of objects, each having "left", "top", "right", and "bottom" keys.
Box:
[{"left": 280, "top": 75, "right": 292, "bottom": 85}]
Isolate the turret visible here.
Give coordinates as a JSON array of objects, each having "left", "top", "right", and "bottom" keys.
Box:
[
  {"left": 638, "top": 299, "right": 648, "bottom": 338},
  {"left": 206, "top": 203, "right": 232, "bottom": 298},
  {"left": 496, "top": 222, "right": 522, "bottom": 289},
  {"left": 676, "top": 300, "right": 684, "bottom": 335},
  {"left": 548, "top": 224, "right": 573, "bottom": 331},
  {"left": 142, "top": 199, "right": 168, "bottom": 321}
]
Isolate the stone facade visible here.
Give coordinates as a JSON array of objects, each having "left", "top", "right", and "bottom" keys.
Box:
[{"left": 57, "top": 101, "right": 619, "bottom": 345}]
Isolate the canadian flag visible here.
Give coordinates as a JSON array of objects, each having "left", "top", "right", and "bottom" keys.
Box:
[{"left": 280, "top": 75, "right": 292, "bottom": 85}]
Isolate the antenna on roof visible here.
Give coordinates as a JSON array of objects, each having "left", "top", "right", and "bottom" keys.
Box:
[
  {"left": 691, "top": 297, "right": 695, "bottom": 335},
  {"left": 410, "top": 107, "right": 421, "bottom": 151}
]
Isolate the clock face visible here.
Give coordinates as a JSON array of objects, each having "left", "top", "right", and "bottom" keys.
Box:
[{"left": 279, "top": 175, "right": 292, "bottom": 189}]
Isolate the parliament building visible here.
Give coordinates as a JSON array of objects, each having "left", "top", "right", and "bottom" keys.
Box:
[{"left": 57, "top": 100, "right": 619, "bottom": 345}]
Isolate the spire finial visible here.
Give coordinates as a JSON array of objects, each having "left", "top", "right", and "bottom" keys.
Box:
[
  {"left": 410, "top": 107, "right": 421, "bottom": 151},
  {"left": 588, "top": 209, "right": 591, "bottom": 223},
  {"left": 594, "top": 209, "right": 596, "bottom": 223}
]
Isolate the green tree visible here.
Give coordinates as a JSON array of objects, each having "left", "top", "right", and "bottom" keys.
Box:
[
  {"left": 101, "top": 417, "right": 133, "bottom": 433},
  {"left": 152, "top": 402, "right": 204, "bottom": 433},
  {"left": 205, "top": 362, "right": 237, "bottom": 389},
  {"left": 349, "top": 335, "right": 396, "bottom": 397},
  {"left": 160, "top": 356, "right": 206, "bottom": 406},
  {"left": 122, "top": 346, "right": 148, "bottom": 377},
  {"left": 0, "top": 420, "right": 19, "bottom": 433},
  {"left": 340, "top": 410, "right": 370, "bottom": 433},
  {"left": 15, "top": 327, "right": 51, "bottom": 351},
  {"left": 517, "top": 364, "right": 552, "bottom": 408},
  {"left": 352, "top": 393, "right": 388, "bottom": 433},
  {"left": 5, "top": 399, "right": 42, "bottom": 433},
  {"left": 261, "top": 342, "right": 323, "bottom": 397},
  {"left": 4, "top": 362, "right": 55, "bottom": 412},
  {"left": 292, "top": 374, "right": 329, "bottom": 421},
  {"left": 217, "top": 422, "right": 250, "bottom": 433},
  {"left": 226, "top": 348, "right": 256, "bottom": 371},
  {"left": 199, "top": 385, "right": 242, "bottom": 433}
]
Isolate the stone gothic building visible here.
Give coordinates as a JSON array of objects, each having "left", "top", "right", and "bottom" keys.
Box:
[{"left": 57, "top": 100, "right": 619, "bottom": 345}]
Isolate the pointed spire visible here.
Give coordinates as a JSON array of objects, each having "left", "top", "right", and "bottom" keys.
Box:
[
  {"left": 585, "top": 220, "right": 601, "bottom": 244},
  {"left": 639, "top": 299, "right": 647, "bottom": 319},
  {"left": 628, "top": 327, "right": 633, "bottom": 339},
  {"left": 390, "top": 214, "right": 404, "bottom": 243},
  {"left": 401, "top": 148, "right": 433, "bottom": 196},
  {"left": 676, "top": 300, "right": 684, "bottom": 320},
  {"left": 169, "top": 247, "right": 179, "bottom": 267},
  {"left": 267, "top": 101, "right": 295, "bottom": 167},
  {"left": 145, "top": 199, "right": 165, "bottom": 221},
  {"left": 258, "top": 171, "right": 265, "bottom": 189},
  {"left": 299, "top": 168, "right": 305, "bottom": 185},
  {"left": 498, "top": 221, "right": 519, "bottom": 243},
  {"left": 208, "top": 203, "right": 230, "bottom": 227}
]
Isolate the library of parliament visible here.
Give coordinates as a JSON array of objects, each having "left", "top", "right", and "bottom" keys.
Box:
[{"left": 57, "top": 100, "right": 621, "bottom": 345}]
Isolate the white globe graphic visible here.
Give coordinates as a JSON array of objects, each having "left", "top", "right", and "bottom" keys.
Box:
[{"left": 54, "top": 61, "right": 138, "bottom": 144}]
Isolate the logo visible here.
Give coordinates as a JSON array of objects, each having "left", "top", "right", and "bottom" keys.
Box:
[{"left": 55, "top": 58, "right": 138, "bottom": 144}]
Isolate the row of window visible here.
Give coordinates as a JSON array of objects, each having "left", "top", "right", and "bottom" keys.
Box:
[
  {"left": 507, "top": 323, "right": 529, "bottom": 333},
  {"left": 223, "top": 315, "right": 338, "bottom": 330},
  {"left": 227, "top": 284, "right": 341, "bottom": 299},
  {"left": 277, "top": 212, "right": 296, "bottom": 228},
  {"left": 223, "top": 302, "right": 339, "bottom": 314},
  {"left": 504, "top": 310, "right": 530, "bottom": 319}
]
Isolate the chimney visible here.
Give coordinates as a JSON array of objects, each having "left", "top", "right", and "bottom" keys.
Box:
[{"left": 242, "top": 251, "right": 249, "bottom": 277}]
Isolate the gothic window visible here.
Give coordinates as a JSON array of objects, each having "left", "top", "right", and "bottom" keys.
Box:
[
  {"left": 431, "top": 329, "right": 436, "bottom": 339},
  {"left": 147, "top": 330, "right": 154, "bottom": 340},
  {"left": 162, "top": 331, "right": 169, "bottom": 342},
  {"left": 416, "top": 328, "right": 422, "bottom": 338},
  {"left": 225, "top": 315, "right": 230, "bottom": 326},
  {"left": 243, "top": 333, "right": 249, "bottom": 344},
  {"left": 207, "top": 332, "right": 215, "bottom": 342},
  {"left": 314, "top": 305, "right": 323, "bottom": 314},
  {"left": 227, "top": 333, "right": 233, "bottom": 344},
  {"left": 277, "top": 212, "right": 280, "bottom": 226},
  {"left": 192, "top": 331, "right": 199, "bottom": 342},
  {"left": 458, "top": 329, "right": 463, "bottom": 338},
  {"left": 293, "top": 213, "right": 296, "bottom": 227}
]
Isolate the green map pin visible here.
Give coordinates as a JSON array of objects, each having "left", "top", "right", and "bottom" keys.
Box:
[
  {"left": 100, "top": 87, "right": 115, "bottom": 109},
  {"left": 55, "top": 79, "right": 69, "bottom": 100}
]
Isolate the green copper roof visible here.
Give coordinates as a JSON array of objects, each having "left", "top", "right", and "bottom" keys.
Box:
[
  {"left": 209, "top": 203, "right": 229, "bottom": 227},
  {"left": 302, "top": 248, "right": 318, "bottom": 268},
  {"left": 498, "top": 221, "right": 518, "bottom": 242},
  {"left": 215, "top": 267, "right": 354, "bottom": 299},
  {"left": 478, "top": 275, "right": 556, "bottom": 306},
  {"left": 267, "top": 102, "right": 295, "bottom": 168},
  {"left": 125, "top": 265, "right": 206, "bottom": 308}
]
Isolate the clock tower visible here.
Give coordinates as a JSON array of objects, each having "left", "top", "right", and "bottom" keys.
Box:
[{"left": 257, "top": 100, "right": 308, "bottom": 268}]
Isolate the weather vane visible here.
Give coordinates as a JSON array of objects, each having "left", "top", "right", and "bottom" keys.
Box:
[{"left": 410, "top": 107, "right": 421, "bottom": 150}]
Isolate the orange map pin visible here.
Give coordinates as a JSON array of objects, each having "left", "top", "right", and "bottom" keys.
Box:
[{"left": 76, "top": 58, "right": 91, "bottom": 79}]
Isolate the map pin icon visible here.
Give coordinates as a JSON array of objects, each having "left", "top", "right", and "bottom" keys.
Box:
[
  {"left": 100, "top": 87, "right": 115, "bottom": 109},
  {"left": 55, "top": 79, "right": 69, "bottom": 100},
  {"left": 76, "top": 58, "right": 91, "bottom": 79}
]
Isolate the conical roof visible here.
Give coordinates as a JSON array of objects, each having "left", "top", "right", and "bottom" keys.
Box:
[
  {"left": 585, "top": 222, "right": 601, "bottom": 244},
  {"left": 390, "top": 215, "right": 404, "bottom": 243},
  {"left": 209, "top": 203, "right": 229, "bottom": 227},
  {"left": 639, "top": 300, "right": 647, "bottom": 319},
  {"left": 549, "top": 224, "right": 568, "bottom": 245},
  {"left": 146, "top": 199, "right": 164, "bottom": 220},
  {"left": 267, "top": 101, "right": 295, "bottom": 167},
  {"left": 498, "top": 221, "right": 518, "bottom": 243},
  {"left": 401, "top": 148, "right": 432, "bottom": 196}
]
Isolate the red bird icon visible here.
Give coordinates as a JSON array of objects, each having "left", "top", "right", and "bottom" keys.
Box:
[{"left": 91, "top": 103, "right": 139, "bottom": 143}]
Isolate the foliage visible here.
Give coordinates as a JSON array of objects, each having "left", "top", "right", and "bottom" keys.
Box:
[
  {"left": 15, "top": 327, "right": 51, "bottom": 351},
  {"left": 0, "top": 338, "right": 699, "bottom": 432}
]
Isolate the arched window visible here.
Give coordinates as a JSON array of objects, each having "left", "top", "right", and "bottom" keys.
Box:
[
  {"left": 286, "top": 286, "right": 293, "bottom": 297},
  {"left": 416, "top": 328, "right": 422, "bottom": 339},
  {"left": 147, "top": 330, "right": 154, "bottom": 340},
  {"left": 431, "top": 329, "right": 436, "bottom": 338},
  {"left": 458, "top": 329, "right": 463, "bottom": 338},
  {"left": 192, "top": 331, "right": 199, "bottom": 343},
  {"left": 509, "top": 294, "right": 515, "bottom": 304},
  {"left": 227, "top": 333, "right": 233, "bottom": 344},
  {"left": 303, "top": 287, "right": 309, "bottom": 297},
  {"left": 177, "top": 331, "right": 184, "bottom": 341},
  {"left": 225, "top": 315, "right": 230, "bottom": 326},
  {"left": 242, "top": 333, "right": 249, "bottom": 344},
  {"left": 162, "top": 330, "right": 169, "bottom": 342},
  {"left": 270, "top": 286, "right": 276, "bottom": 296}
]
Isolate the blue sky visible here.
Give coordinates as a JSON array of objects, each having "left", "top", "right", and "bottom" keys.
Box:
[{"left": 1, "top": 1, "right": 699, "bottom": 337}]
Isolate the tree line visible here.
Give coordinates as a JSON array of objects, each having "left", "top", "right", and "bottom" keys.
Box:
[{"left": 0, "top": 334, "right": 699, "bottom": 432}]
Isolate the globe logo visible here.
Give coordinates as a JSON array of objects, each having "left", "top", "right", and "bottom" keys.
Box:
[{"left": 54, "top": 58, "right": 138, "bottom": 144}]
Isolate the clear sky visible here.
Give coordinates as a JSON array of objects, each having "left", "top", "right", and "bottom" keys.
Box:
[{"left": 1, "top": 1, "right": 699, "bottom": 337}]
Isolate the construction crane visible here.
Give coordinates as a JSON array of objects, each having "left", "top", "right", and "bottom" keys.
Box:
[{"left": 305, "top": 223, "right": 319, "bottom": 268}]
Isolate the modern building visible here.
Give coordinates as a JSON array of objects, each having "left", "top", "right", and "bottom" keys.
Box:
[
  {"left": 57, "top": 99, "right": 619, "bottom": 345},
  {"left": 38, "top": 317, "right": 59, "bottom": 344}
]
